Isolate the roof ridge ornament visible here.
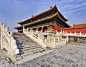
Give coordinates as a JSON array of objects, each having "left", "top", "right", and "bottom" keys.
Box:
[
  {"left": 50, "top": 6, "right": 52, "bottom": 9},
  {"left": 32, "top": 15, "right": 33, "bottom": 18},
  {"left": 55, "top": 4, "right": 56, "bottom": 7}
]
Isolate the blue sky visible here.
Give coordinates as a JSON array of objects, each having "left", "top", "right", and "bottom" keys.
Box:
[{"left": 0, "top": 0, "right": 86, "bottom": 32}]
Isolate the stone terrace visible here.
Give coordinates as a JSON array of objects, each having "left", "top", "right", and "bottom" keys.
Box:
[{"left": 0, "top": 43, "right": 86, "bottom": 67}]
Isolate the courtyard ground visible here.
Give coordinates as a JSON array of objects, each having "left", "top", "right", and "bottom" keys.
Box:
[{"left": 0, "top": 42, "right": 86, "bottom": 67}]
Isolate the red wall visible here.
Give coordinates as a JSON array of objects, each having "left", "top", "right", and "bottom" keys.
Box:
[
  {"left": 54, "top": 25, "right": 62, "bottom": 32},
  {"left": 18, "top": 31, "right": 20, "bottom": 33},
  {"left": 63, "top": 28, "right": 86, "bottom": 33}
]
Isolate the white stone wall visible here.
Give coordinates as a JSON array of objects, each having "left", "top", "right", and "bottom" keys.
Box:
[{"left": 0, "top": 22, "right": 19, "bottom": 61}]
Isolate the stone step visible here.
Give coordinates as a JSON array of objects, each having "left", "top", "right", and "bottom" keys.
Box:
[
  {"left": 14, "top": 35, "right": 25, "bottom": 37},
  {"left": 14, "top": 37, "right": 29, "bottom": 39},
  {"left": 19, "top": 48, "right": 45, "bottom": 55},
  {"left": 16, "top": 39, "right": 33, "bottom": 42},
  {"left": 13, "top": 32, "right": 46, "bottom": 62},
  {"left": 23, "top": 43, "right": 38, "bottom": 46},
  {"left": 17, "top": 43, "right": 38, "bottom": 46},
  {"left": 16, "top": 48, "right": 46, "bottom": 61},
  {"left": 17, "top": 48, "right": 46, "bottom": 61},
  {"left": 15, "top": 39, "right": 35, "bottom": 42},
  {"left": 17, "top": 44, "right": 37, "bottom": 47},
  {"left": 17, "top": 42, "right": 41, "bottom": 48},
  {"left": 17, "top": 43, "right": 40, "bottom": 47},
  {"left": 23, "top": 48, "right": 46, "bottom": 56},
  {"left": 19, "top": 46, "right": 42, "bottom": 51},
  {"left": 15, "top": 37, "right": 29, "bottom": 39},
  {"left": 18, "top": 45, "right": 41, "bottom": 49}
]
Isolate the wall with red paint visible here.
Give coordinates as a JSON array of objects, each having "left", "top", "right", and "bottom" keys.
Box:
[
  {"left": 54, "top": 25, "right": 62, "bottom": 32},
  {"left": 63, "top": 28, "right": 86, "bottom": 33},
  {"left": 18, "top": 31, "right": 20, "bottom": 33}
]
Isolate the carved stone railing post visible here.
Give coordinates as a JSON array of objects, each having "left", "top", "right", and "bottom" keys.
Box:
[
  {"left": 10, "top": 32, "right": 13, "bottom": 37},
  {"left": 3, "top": 24, "right": 5, "bottom": 28},
  {"left": 31, "top": 30, "right": 33, "bottom": 36},
  {"left": 27, "top": 28, "right": 28, "bottom": 32},
  {"left": 62, "top": 31, "right": 64, "bottom": 34},
  {"left": 70, "top": 31, "right": 71, "bottom": 35},
  {"left": 74, "top": 31, "right": 76, "bottom": 35},
  {"left": 6, "top": 27, "right": 9, "bottom": 32},
  {"left": 41, "top": 30, "right": 42, "bottom": 33},
  {"left": 36, "top": 28, "right": 38, "bottom": 33},
  {"left": 66, "top": 31, "right": 67, "bottom": 35},
  {"left": 80, "top": 31, "right": 82, "bottom": 36}
]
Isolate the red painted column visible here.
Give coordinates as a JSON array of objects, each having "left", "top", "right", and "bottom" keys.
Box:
[
  {"left": 54, "top": 24, "right": 57, "bottom": 32},
  {"left": 42, "top": 26, "right": 43, "bottom": 32}
]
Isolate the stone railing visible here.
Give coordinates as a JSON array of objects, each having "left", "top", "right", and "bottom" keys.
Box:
[
  {"left": 23, "top": 27, "right": 47, "bottom": 48},
  {"left": 61, "top": 31, "right": 86, "bottom": 36},
  {"left": 23, "top": 27, "right": 68, "bottom": 48},
  {"left": 56, "top": 31, "right": 86, "bottom": 36},
  {"left": 53, "top": 34, "right": 66, "bottom": 47},
  {"left": 57, "top": 31, "right": 86, "bottom": 42},
  {"left": 1, "top": 22, "right": 19, "bottom": 61}
]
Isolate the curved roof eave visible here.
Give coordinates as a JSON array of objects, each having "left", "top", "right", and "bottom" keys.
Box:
[
  {"left": 14, "top": 12, "right": 70, "bottom": 29},
  {"left": 14, "top": 12, "right": 58, "bottom": 29}
]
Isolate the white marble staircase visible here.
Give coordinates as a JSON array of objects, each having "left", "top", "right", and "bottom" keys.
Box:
[{"left": 13, "top": 33, "right": 46, "bottom": 63}]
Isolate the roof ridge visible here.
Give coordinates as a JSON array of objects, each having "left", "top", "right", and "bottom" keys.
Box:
[
  {"left": 14, "top": 12, "right": 58, "bottom": 29},
  {"left": 18, "top": 5, "right": 56, "bottom": 24}
]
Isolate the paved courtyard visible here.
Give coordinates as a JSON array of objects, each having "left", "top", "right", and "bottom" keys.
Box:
[{"left": 0, "top": 43, "right": 86, "bottom": 67}]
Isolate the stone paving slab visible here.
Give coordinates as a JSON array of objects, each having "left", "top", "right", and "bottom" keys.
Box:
[{"left": 0, "top": 43, "right": 86, "bottom": 67}]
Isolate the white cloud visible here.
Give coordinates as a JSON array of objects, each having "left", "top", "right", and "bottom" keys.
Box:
[
  {"left": 67, "top": 2, "right": 86, "bottom": 11},
  {"left": 63, "top": 7, "right": 86, "bottom": 14},
  {"left": 58, "top": 0, "right": 75, "bottom": 5}
]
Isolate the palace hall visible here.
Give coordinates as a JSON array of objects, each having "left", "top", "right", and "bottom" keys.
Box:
[{"left": 14, "top": 5, "right": 70, "bottom": 33}]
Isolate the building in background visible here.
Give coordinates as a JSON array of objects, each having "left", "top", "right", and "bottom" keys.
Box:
[{"left": 61, "top": 23, "right": 86, "bottom": 33}]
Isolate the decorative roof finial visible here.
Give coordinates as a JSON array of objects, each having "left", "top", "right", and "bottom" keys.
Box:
[
  {"left": 50, "top": 6, "right": 52, "bottom": 9},
  {"left": 73, "top": 24, "right": 75, "bottom": 27},
  {"left": 55, "top": 4, "right": 56, "bottom": 7},
  {"left": 32, "top": 15, "right": 33, "bottom": 18}
]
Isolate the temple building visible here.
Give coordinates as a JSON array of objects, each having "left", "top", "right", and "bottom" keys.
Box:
[
  {"left": 14, "top": 5, "right": 70, "bottom": 33},
  {"left": 60, "top": 23, "right": 86, "bottom": 33}
]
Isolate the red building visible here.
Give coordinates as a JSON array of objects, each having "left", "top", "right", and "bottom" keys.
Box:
[
  {"left": 14, "top": 5, "right": 70, "bottom": 33},
  {"left": 61, "top": 23, "right": 86, "bottom": 33}
]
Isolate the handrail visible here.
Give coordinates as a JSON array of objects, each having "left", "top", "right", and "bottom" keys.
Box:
[{"left": 23, "top": 28, "right": 47, "bottom": 48}]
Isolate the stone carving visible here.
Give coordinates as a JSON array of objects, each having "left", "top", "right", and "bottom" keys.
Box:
[{"left": 1, "top": 22, "right": 19, "bottom": 61}]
